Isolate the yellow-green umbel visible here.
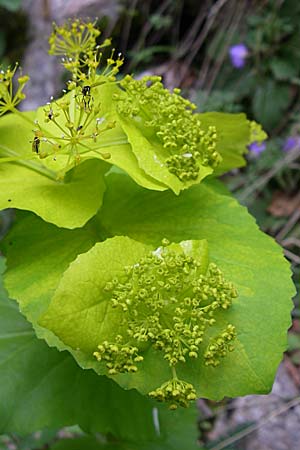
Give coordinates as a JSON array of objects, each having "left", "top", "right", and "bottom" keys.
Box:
[{"left": 94, "top": 239, "right": 237, "bottom": 409}]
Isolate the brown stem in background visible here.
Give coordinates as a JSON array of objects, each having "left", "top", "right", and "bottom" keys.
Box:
[
  {"left": 204, "top": 0, "right": 247, "bottom": 94},
  {"left": 238, "top": 146, "right": 300, "bottom": 202},
  {"left": 120, "top": 0, "right": 138, "bottom": 54},
  {"left": 176, "top": 0, "right": 231, "bottom": 86}
]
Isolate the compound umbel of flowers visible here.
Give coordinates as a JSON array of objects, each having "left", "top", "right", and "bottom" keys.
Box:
[
  {"left": 0, "top": 65, "right": 29, "bottom": 117},
  {"left": 0, "top": 19, "right": 224, "bottom": 185},
  {"left": 115, "top": 75, "right": 222, "bottom": 182},
  {"left": 0, "top": 21, "right": 125, "bottom": 179},
  {"left": 94, "top": 240, "right": 237, "bottom": 409}
]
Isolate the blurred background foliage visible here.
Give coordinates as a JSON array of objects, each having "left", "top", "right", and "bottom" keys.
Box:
[
  {"left": 0, "top": 0, "right": 300, "bottom": 448},
  {"left": 0, "top": 0, "right": 26, "bottom": 63}
]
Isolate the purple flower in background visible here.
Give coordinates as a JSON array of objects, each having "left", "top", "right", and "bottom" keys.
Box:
[
  {"left": 248, "top": 141, "right": 266, "bottom": 155},
  {"left": 282, "top": 136, "right": 300, "bottom": 152},
  {"left": 229, "top": 44, "right": 249, "bottom": 69}
]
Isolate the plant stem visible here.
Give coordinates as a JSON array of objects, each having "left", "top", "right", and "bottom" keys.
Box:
[
  {"left": 11, "top": 107, "right": 35, "bottom": 126},
  {"left": 78, "top": 138, "right": 129, "bottom": 156},
  {"left": 0, "top": 145, "right": 59, "bottom": 181},
  {"left": 171, "top": 366, "right": 178, "bottom": 379},
  {"left": 11, "top": 107, "right": 61, "bottom": 141}
]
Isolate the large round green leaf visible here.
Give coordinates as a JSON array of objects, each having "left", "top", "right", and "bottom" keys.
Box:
[
  {"left": 39, "top": 235, "right": 241, "bottom": 402},
  {"left": 2, "top": 175, "right": 294, "bottom": 401},
  {"left": 95, "top": 173, "right": 293, "bottom": 398},
  {"left": 117, "top": 117, "right": 213, "bottom": 195}
]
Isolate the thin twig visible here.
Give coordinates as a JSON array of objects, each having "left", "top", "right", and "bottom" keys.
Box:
[
  {"left": 120, "top": 0, "right": 139, "bottom": 54},
  {"left": 284, "top": 249, "right": 300, "bottom": 265},
  {"left": 177, "top": 0, "right": 230, "bottom": 85},
  {"left": 197, "top": 1, "right": 236, "bottom": 91},
  {"left": 127, "top": 0, "right": 172, "bottom": 71},
  {"left": 206, "top": 0, "right": 246, "bottom": 94},
  {"left": 238, "top": 146, "right": 300, "bottom": 202},
  {"left": 170, "top": 0, "right": 184, "bottom": 47},
  {"left": 175, "top": 2, "right": 209, "bottom": 58},
  {"left": 276, "top": 209, "right": 300, "bottom": 241},
  {"left": 210, "top": 396, "right": 300, "bottom": 450},
  {"left": 282, "top": 237, "right": 300, "bottom": 248}
]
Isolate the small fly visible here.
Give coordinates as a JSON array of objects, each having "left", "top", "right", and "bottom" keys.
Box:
[
  {"left": 47, "top": 108, "right": 54, "bottom": 121},
  {"left": 31, "top": 131, "right": 43, "bottom": 154},
  {"left": 81, "top": 85, "right": 92, "bottom": 111},
  {"left": 80, "top": 80, "right": 107, "bottom": 111},
  {"left": 32, "top": 136, "right": 40, "bottom": 154}
]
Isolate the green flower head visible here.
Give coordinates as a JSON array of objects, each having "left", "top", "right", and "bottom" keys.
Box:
[{"left": 93, "top": 238, "right": 237, "bottom": 409}]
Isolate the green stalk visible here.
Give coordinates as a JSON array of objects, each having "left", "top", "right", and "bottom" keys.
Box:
[
  {"left": 171, "top": 366, "right": 178, "bottom": 380},
  {"left": 11, "top": 107, "right": 62, "bottom": 141},
  {"left": 0, "top": 145, "right": 59, "bottom": 181},
  {"left": 78, "top": 138, "right": 129, "bottom": 155},
  {"left": 11, "top": 107, "right": 35, "bottom": 126}
]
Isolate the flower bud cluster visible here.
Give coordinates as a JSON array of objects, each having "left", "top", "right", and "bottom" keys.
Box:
[
  {"left": 204, "top": 324, "right": 236, "bottom": 367},
  {"left": 149, "top": 378, "right": 197, "bottom": 409},
  {"left": 94, "top": 335, "right": 143, "bottom": 375},
  {"left": 249, "top": 120, "right": 267, "bottom": 145},
  {"left": 49, "top": 20, "right": 100, "bottom": 58},
  {"left": 166, "top": 153, "right": 199, "bottom": 182},
  {"left": 49, "top": 20, "right": 100, "bottom": 81},
  {"left": 0, "top": 65, "right": 29, "bottom": 116},
  {"left": 115, "top": 75, "right": 222, "bottom": 182},
  {"left": 49, "top": 20, "right": 123, "bottom": 85},
  {"left": 94, "top": 240, "right": 237, "bottom": 408}
]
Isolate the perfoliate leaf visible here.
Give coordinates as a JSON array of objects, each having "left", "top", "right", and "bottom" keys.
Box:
[
  {"left": 197, "top": 112, "right": 249, "bottom": 174},
  {"left": 113, "top": 75, "right": 221, "bottom": 193},
  {"left": 2, "top": 175, "right": 294, "bottom": 403},
  {"left": 97, "top": 173, "right": 294, "bottom": 399},
  {"left": 39, "top": 235, "right": 239, "bottom": 408},
  {"left": 117, "top": 116, "right": 213, "bottom": 194}
]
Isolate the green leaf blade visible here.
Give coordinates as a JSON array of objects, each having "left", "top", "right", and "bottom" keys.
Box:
[
  {"left": 1, "top": 175, "right": 294, "bottom": 402},
  {"left": 198, "top": 112, "right": 249, "bottom": 174},
  {"left": 40, "top": 236, "right": 152, "bottom": 355},
  {"left": 97, "top": 173, "right": 294, "bottom": 398}
]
